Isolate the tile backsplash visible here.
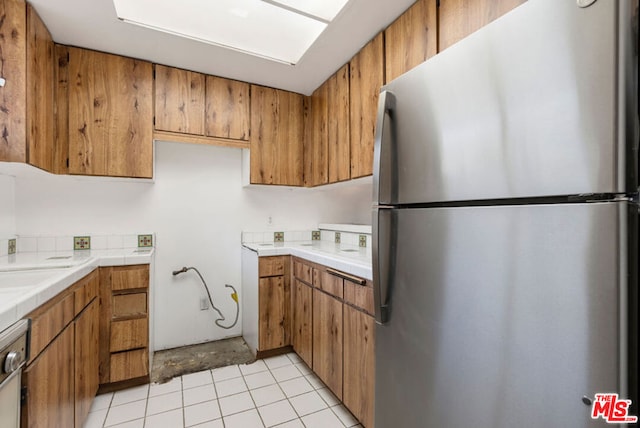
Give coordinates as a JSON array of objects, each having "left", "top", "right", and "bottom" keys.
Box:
[
  {"left": 11, "top": 233, "right": 155, "bottom": 254},
  {"left": 242, "top": 224, "right": 372, "bottom": 249}
]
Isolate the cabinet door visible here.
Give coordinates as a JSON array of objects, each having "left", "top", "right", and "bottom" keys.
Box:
[
  {"left": 205, "top": 75, "right": 250, "bottom": 140},
  {"left": 305, "top": 82, "right": 329, "bottom": 186},
  {"left": 259, "top": 276, "right": 288, "bottom": 350},
  {"left": 250, "top": 85, "right": 304, "bottom": 185},
  {"left": 438, "top": 0, "right": 527, "bottom": 52},
  {"left": 154, "top": 64, "right": 205, "bottom": 135},
  {"left": 350, "top": 34, "right": 384, "bottom": 179},
  {"left": 327, "top": 64, "right": 350, "bottom": 183},
  {"left": 312, "top": 289, "right": 343, "bottom": 399},
  {"left": 22, "top": 326, "right": 75, "bottom": 428},
  {"left": 75, "top": 299, "right": 99, "bottom": 427},
  {"left": 26, "top": 4, "right": 55, "bottom": 171},
  {"left": 292, "top": 279, "right": 313, "bottom": 367},
  {"left": 0, "top": 0, "right": 26, "bottom": 163},
  {"left": 68, "top": 47, "right": 153, "bottom": 178},
  {"left": 343, "top": 305, "right": 375, "bottom": 428},
  {"left": 384, "top": 0, "right": 437, "bottom": 83}
]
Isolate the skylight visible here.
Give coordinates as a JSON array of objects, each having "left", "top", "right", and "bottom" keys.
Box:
[{"left": 112, "top": 0, "right": 349, "bottom": 65}]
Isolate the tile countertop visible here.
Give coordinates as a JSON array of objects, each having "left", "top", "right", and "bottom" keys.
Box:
[
  {"left": 242, "top": 241, "right": 372, "bottom": 280},
  {"left": 0, "top": 248, "right": 154, "bottom": 333}
]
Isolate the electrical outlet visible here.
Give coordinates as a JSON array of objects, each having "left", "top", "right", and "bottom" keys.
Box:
[
  {"left": 74, "top": 236, "right": 90, "bottom": 250},
  {"left": 335, "top": 232, "right": 341, "bottom": 244},
  {"left": 200, "top": 298, "right": 209, "bottom": 311},
  {"left": 8, "top": 239, "right": 16, "bottom": 255},
  {"left": 359, "top": 235, "right": 367, "bottom": 248},
  {"left": 138, "top": 234, "right": 153, "bottom": 247}
]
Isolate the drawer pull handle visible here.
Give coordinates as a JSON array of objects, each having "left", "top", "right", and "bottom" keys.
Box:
[{"left": 326, "top": 268, "right": 366, "bottom": 285}]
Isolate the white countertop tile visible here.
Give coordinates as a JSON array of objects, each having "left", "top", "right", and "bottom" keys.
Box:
[
  {"left": 242, "top": 241, "right": 372, "bottom": 280},
  {"left": 0, "top": 248, "right": 154, "bottom": 333}
]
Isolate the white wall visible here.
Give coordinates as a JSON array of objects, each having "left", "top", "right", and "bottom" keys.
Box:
[
  {"left": 12, "top": 141, "right": 372, "bottom": 350},
  {"left": 0, "top": 174, "right": 16, "bottom": 239}
]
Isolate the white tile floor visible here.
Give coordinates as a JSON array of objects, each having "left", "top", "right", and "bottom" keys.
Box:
[{"left": 83, "top": 353, "right": 362, "bottom": 428}]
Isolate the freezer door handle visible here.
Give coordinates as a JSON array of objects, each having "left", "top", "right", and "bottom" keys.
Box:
[
  {"left": 373, "top": 207, "right": 394, "bottom": 324},
  {"left": 373, "top": 90, "right": 396, "bottom": 206}
]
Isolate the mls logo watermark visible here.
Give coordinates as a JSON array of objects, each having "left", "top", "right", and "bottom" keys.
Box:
[{"left": 590, "top": 393, "right": 638, "bottom": 424}]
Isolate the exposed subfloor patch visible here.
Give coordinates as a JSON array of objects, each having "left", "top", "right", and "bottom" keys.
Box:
[{"left": 151, "top": 336, "right": 254, "bottom": 384}]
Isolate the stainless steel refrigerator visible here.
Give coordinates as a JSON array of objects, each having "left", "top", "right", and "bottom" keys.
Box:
[{"left": 372, "top": 0, "right": 639, "bottom": 427}]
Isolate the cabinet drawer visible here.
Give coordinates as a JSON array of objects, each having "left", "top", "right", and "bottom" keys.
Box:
[
  {"left": 110, "top": 318, "right": 148, "bottom": 352},
  {"left": 111, "top": 265, "right": 149, "bottom": 291},
  {"left": 294, "top": 260, "right": 313, "bottom": 285},
  {"left": 344, "top": 280, "right": 374, "bottom": 315},
  {"left": 259, "top": 256, "right": 285, "bottom": 277},
  {"left": 110, "top": 349, "right": 149, "bottom": 382},
  {"left": 29, "top": 291, "right": 75, "bottom": 361},
  {"left": 112, "top": 293, "right": 147, "bottom": 319},
  {"left": 74, "top": 270, "right": 99, "bottom": 315},
  {"left": 318, "top": 270, "right": 344, "bottom": 299}
]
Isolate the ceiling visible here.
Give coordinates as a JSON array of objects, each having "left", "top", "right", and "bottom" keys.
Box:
[{"left": 29, "top": 0, "right": 416, "bottom": 95}]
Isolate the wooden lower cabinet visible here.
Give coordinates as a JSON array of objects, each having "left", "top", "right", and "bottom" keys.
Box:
[
  {"left": 291, "top": 279, "right": 313, "bottom": 367},
  {"left": 99, "top": 264, "right": 150, "bottom": 386},
  {"left": 259, "top": 276, "right": 288, "bottom": 350},
  {"left": 74, "top": 299, "right": 100, "bottom": 426},
  {"left": 22, "top": 269, "right": 100, "bottom": 428},
  {"left": 343, "top": 305, "right": 375, "bottom": 428},
  {"left": 312, "top": 288, "right": 343, "bottom": 400},
  {"left": 22, "top": 325, "right": 75, "bottom": 428}
]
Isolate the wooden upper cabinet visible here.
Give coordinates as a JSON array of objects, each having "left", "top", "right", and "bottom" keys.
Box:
[
  {"left": 205, "top": 75, "right": 250, "bottom": 140},
  {"left": 305, "top": 81, "right": 329, "bottom": 187},
  {"left": 327, "top": 64, "right": 350, "bottom": 183},
  {"left": 154, "top": 64, "right": 205, "bottom": 135},
  {"left": 385, "top": 0, "right": 437, "bottom": 83},
  {"left": 438, "top": 0, "right": 527, "bottom": 51},
  {"left": 67, "top": 47, "right": 153, "bottom": 178},
  {"left": 350, "top": 33, "right": 384, "bottom": 179},
  {"left": 0, "top": 0, "right": 26, "bottom": 163},
  {"left": 250, "top": 85, "right": 304, "bottom": 186},
  {"left": 26, "top": 3, "right": 55, "bottom": 171}
]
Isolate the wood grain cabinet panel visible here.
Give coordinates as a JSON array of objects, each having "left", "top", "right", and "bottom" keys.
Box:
[
  {"left": 67, "top": 47, "right": 153, "bottom": 178},
  {"left": 110, "top": 318, "right": 148, "bottom": 352},
  {"left": 312, "top": 288, "right": 343, "bottom": 399},
  {"left": 304, "top": 82, "right": 328, "bottom": 186},
  {"left": 250, "top": 85, "right": 304, "bottom": 186},
  {"left": 112, "top": 293, "right": 147, "bottom": 318},
  {"left": 291, "top": 279, "right": 313, "bottom": 367},
  {"left": 293, "top": 260, "right": 313, "bottom": 285},
  {"left": 154, "top": 64, "right": 205, "bottom": 135},
  {"left": 22, "top": 325, "right": 75, "bottom": 428},
  {"left": 327, "top": 64, "right": 350, "bottom": 183},
  {"left": 205, "top": 75, "right": 249, "bottom": 140},
  {"left": 438, "top": 0, "right": 527, "bottom": 52},
  {"left": 258, "top": 276, "right": 288, "bottom": 350},
  {"left": 26, "top": 3, "right": 55, "bottom": 171},
  {"left": 385, "top": 0, "right": 437, "bottom": 83},
  {"left": 0, "top": 0, "right": 26, "bottom": 163},
  {"left": 343, "top": 305, "right": 375, "bottom": 428},
  {"left": 28, "top": 291, "right": 75, "bottom": 361},
  {"left": 74, "top": 299, "right": 99, "bottom": 427},
  {"left": 259, "top": 256, "right": 285, "bottom": 278},
  {"left": 111, "top": 264, "right": 150, "bottom": 291},
  {"left": 350, "top": 34, "right": 384, "bottom": 179},
  {"left": 109, "top": 349, "right": 149, "bottom": 383}
]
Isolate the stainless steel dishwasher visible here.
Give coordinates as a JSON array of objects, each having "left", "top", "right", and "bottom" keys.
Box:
[{"left": 0, "top": 319, "right": 29, "bottom": 428}]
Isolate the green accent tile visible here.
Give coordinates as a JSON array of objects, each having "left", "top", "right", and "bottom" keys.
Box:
[
  {"left": 138, "top": 234, "right": 153, "bottom": 247},
  {"left": 359, "top": 235, "right": 367, "bottom": 248},
  {"left": 274, "top": 232, "right": 284, "bottom": 243},
  {"left": 334, "top": 232, "right": 341, "bottom": 244},
  {"left": 74, "top": 236, "right": 91, "bottom": 250},
  {"left": 312, "top": 231, "right": 321, "bottom": 241},
  {"left": 8, "top": 239, "right": 16, "bottom": 255}
]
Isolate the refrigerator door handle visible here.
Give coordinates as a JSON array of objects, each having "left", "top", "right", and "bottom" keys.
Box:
[
  {"left": 373, "top": 207, "right": 394, "bottom": 325},
  {"left": 373, "top": 90, "right": 396, "bottom": 206}
]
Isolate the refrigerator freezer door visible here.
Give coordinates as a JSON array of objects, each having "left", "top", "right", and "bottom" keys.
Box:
[
  {"left": 375, "top": 202, "right": 635, "bottom": 427},
  {"left": 375, "top": 0, "right": 637, "bottom": 205}
]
